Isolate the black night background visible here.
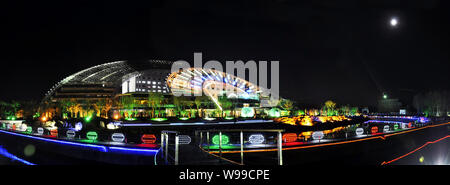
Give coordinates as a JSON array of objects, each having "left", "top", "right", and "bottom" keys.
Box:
[{"left": 1, "top": 0, "right": 450, "bottom": 110}]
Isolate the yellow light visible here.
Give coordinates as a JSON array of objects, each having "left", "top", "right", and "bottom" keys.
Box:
[
  {"left": 113, "top": 114, "right": 119, "bottom": 120},
  {"left": 41, "top": 117, "right": 47, "bottom": 122}
]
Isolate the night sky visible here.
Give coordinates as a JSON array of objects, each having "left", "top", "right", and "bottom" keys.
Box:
[{"left": 1, "top": 0, "right": 449, "bottom": 108}]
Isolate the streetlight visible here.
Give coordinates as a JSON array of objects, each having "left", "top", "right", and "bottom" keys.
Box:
[
  {"left": 390, "top": 17, "right": 398, "bottom": 27},
  {"left": 383, "top": 94, "right": 388, "bottom": 99}
]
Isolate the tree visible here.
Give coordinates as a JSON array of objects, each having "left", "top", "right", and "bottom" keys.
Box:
[
  {"left": 323, "top": 100, "right": 337, "bottom": 116},
  {"left": 148, "top": 92, "right": 164, "bottom": 118}
]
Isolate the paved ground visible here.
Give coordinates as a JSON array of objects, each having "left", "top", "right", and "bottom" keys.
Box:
[{"left": 219, "top": 122, "right": 450, "bottom": 165}]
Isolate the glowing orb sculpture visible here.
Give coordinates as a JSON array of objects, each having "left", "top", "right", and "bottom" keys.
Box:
[
  {"left": 86, "top": 131, "right": 98, "bottom": 140},
  {"left": 178, "top": 135, "right": 192, "bottom": 144},
  {"left": 248, "top": 134, "right": 265, "bottom": 144},
  {"left": 66, "top": 130, "right": 76, "bottom": 139},
  {"left": 371, "top": 126, "right": 378, "bottom": 134},
  {"left": 394, "top": 124, "right": 399, "bottom": 130},
  {"left": 312, "top": 131, "right": 324, "bottom": 140},
  {"left": 37, "top": 127, "right": 44, "bottom": 135},
  {"left": 212, "top": 134, "right": 230, "bottom": 145},
  {"left": 282, "top": 133, "right": 297, "bottom": 143},
  {"left": 112, "top": 133, "right": 125, "bottom": 142},
  {"left": 141, "top": 134, "right": 156, "bottom": 144},
  {"left": 26, "top": 126, "right": 32, "bottom": 134},
  {"left": 50, "top": 129, "right": 58, "bottom": 137},
  {"left": 356, "top": 128, "right": 364, "bottom": 135},
  {"left": 383, "top": 125, "right": 390, "bottom": 132}
]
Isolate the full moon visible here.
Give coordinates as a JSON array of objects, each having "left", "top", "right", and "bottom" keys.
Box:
[{"left": 390, "top": 18, "right": 398, "bottom": 26}]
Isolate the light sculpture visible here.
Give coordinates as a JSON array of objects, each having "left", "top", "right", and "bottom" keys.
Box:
[
  {"left": 248, "top": 134, "right": 265, "bottom": 144},
  {"left": 111, "top": 133, "right": 125, "bottom": 142}
]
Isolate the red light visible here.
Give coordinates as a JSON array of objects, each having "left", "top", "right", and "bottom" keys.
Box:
[
  {"left": 141, "top": 134, "right": 156, "bottom": 144},
  {"left": 282, "top": 133, "right": 297, "bottom": 143},
  {"left": 371, "top": 126, "right": 378, "bottom": 134},
  {"left": 50, "top": 129, "right": 58, "bottom": 137},
  {"left": 12, "top": 125, "right": 16, "bottom": 131}
]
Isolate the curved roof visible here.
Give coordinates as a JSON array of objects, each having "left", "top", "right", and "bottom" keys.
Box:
[{"left": 42, "top": 60, "right": 173, "bottom": 102}]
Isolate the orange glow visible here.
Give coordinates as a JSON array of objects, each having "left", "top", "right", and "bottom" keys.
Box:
[
  {"left": 41, "top": 117, "right": 47, "bottom": 122},
  {"left": 282, "top": 133, "right": 298, "bottom": 143},
  {"left": 274, "top": 115, "right": 351, "bottom": 126},
  {"left": 371, "top": 126, "right": 378, "bottom": 134},
  {"left": 50, "top": 129, "right": 58, "bottom": 137},
  {"left": 113, "top": 114, "right": 119, "bottom": 120},
  {"left": 141, "top": 134, "right": 156, "bottom": 144}
]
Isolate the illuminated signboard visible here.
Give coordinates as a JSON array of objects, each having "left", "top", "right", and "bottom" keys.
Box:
[
  {"left": 141, "top": 134, "right": 157, "bottom": 144},
  {"left": 356, "top": 128, "right": 364, "bottom": 135},
  {"left": 37, "top": 127, "right": 44, "bottom": 135},
  {"left": 312, "top": 131, "right": 324, "bottom": 140},
  {"left": 383, "top": 125, "right": 390, "bottom": 132},
  {"left": 282, "top": 133, "right": 297, "bottom": 143},
  {"left": 111, "top": 133, "right": 125, "bottom": 142},
  {"left": 66, "top": 130, "right": 75, "bottom": 139},
  {"left": 371, "top": 126, "right": 378, "bottom": 134},
  {"left": 86, "top": 131, "right": 98, "bottom": 140},
  {"left": 248, "top": 134, "right": 265, "bottom": 144},
  {"left": 178, "top": 135, "right": 192, "bottom": 144}
]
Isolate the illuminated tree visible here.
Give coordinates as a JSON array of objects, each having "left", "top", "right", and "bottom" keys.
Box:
[{"left": 323, "top": 100, "right": 337, "bottom": 116}]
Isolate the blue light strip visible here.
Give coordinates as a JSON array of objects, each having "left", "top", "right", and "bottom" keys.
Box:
[
  {"left": 0, "top": 129, "right": 107, "bottom": 152},
  {"left": 109, "top": 147, "right": 158, "bottom": 156},
  {"left": 0, "top": 145, "right": 36, "bottom": 165},
  {"left": 0, "top": 129, "right": 160, "bottom": 156}
]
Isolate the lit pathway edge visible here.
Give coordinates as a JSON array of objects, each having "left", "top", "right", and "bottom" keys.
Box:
[
  {"left": 207, "top": 122, "right": 450, "bottom": 154},
  {"left": 380, "top": 135, "right": 450, "bottom": 165},
  {"left": 0, "top": 129, "right": 159, "bottom": 155}
]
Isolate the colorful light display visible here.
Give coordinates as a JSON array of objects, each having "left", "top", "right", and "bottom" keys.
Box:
[
  {"left": 248, "top": 134, "right": 265, "bottom": 144},
  {"left": 74, "top": 122, "right": 83, "bottom": 131},
  {"left": 383, "top": 125, "right": 390, "bottom": 132},
  {"left": 355, "top": 128, "right": 364, "bottom": 135},
  {"left": 111, "top": 133, "right": 125, "bottom": 142},
  {"left": 50, "top": 129, "right": 58, "bottom": 137},
  {"left": 141, "top": 134, "right": 156, "bottom": 144},
  {"left": 212, "top": 134, "right": 230, "bottom": 145},
  {"left": 312, "top": 131, "right": 324, "bottom": 140},
  {"left": 66, "top": 130, "right": 76, "bottom": 139},
  {"left": 282, "top": 133, "right": 297, "bottom": 143},
  {"left": 86, "top": 131, "right": 98, "bottom": 140},
  {"left": 371, "top": 126, "right": 378, "bottom": 134},
  {"left": 26, "top": 126, "right": 32, "bottom": 134},
  {"left": 178, "top": 135, "right": 192, "bottom": 144},
  {"left": 37, "top": 127, "right": 44, "bottom": 135}
]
